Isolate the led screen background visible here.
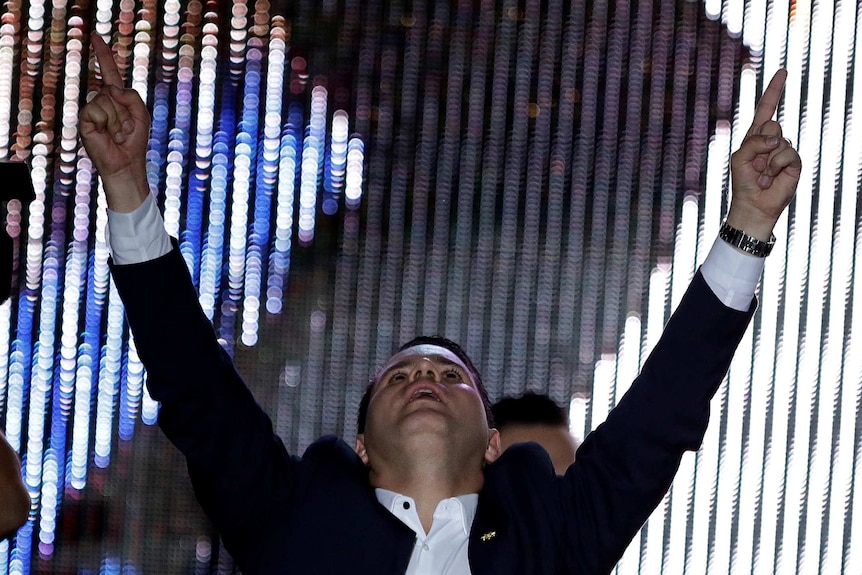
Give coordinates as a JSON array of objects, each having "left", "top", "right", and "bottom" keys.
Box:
[{"left": 0, "top": 0, "right": 860, "bottom": 573}]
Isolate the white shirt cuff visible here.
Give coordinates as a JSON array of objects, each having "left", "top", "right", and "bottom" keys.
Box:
[
  {"left": 106, "top": 194, "right": 173, "bottom": 265},
  {"left": 700, "top": 237, "right": 765, "bottom": 311}
]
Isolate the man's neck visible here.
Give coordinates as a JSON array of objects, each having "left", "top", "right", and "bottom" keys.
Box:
[{"left": 369, "top": 455, "right": 484, "bottom": 533}]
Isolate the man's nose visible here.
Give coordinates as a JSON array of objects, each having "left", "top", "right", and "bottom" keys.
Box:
[{"left": 411, "top": 358, "right": 439, "bottom": 381}]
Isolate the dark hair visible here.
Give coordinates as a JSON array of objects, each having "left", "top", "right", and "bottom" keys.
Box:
[
  {"left": 491, "top": 392, "right": 568, "bottom": 429},
  {"left": 356, "top": 335, "right": 494, "bottom": 433}
]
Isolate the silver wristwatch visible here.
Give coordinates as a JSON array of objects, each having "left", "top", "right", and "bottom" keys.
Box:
[{"left": 718, "top": 222, "right": 776, "bottom": 258}]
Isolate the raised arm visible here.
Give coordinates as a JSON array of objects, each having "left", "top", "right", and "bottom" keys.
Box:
[
  {"left": 0, "top": 430, "right": 29, "bottom": 540},
  {"left": 563, "top": 70, "right": 801, "bottom": 573},
  {"left": 79, "top": 35, "right": 298, "bottom": 566}
]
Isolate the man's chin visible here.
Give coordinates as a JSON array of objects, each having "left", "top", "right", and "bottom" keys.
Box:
[{"left": 398, "top": 409, "right": 452, "bottom": 436}]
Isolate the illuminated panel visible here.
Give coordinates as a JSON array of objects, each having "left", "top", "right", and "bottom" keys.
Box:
[
  {"left": 754, "top": 1, "right": 791, "bottom": 572},
  {"left": 22, "top": 0, "right": 73, "bottom": 566},
  {"left": 446, "top": 0, "right": 494, "bottom": 338},
  {"left": 706, "top": 67, "right": 756, "bottom": 575},
  {"left": 663, "top": 195, "right": 700, "bottom": 575},
  {"left": 130, "top": 0, "right": 156, "bottom": 104},
  {"left": 146, "top": 0, "right": 181, "bottom": 203},
  {"left": 344, "top": 0, "right": 385, "bottom": 434},
  {"left": 297, "top": 310, "right": 326, "bottom": 448},
  {"left": 705, "top": 0, "right": 721, "bottom": 20},
  {"left": 64, "top": 32, "right": 94, "bottom": 501},
  {"left": 419, "top": 0, "right": 455, "bottom": 335},
  {"left": 164, "top": 2, "right": 196, "bottom": 243},
  {"left": 819, "top": 3, "right": 858, "bottom": 573},
  {"left": 140, "top": 377, "right": 158, "bottom": 425},
  {"left": 90, "top": 10, "right": 128, "bottom": 475},
  {"left": 266, "top": 101, "right": 301, "bottom": 316},
  {"left": 465, "top": 0, "right": 516, "bottom": 368},
  {"left": 119, "top": 338, "right": 144, "bottom": 441},
  {"left": 374, "top": 110, "right": 409, "bottom": 359},
  {"left": 180, "top": 9, "right": 218, "bottom": 286},
  {"left": 297, "top": 85, "right": 327, "bottom": 244},
  {"left": 8, "top": 5, "right": 48, "bottom": 520},
  {"left": 0, "top": 299, "right": 9, "bottom": 420},
  {"left": 724, "top": 0, "right": 744, "bottom": 38},
  {"left": 508, "top": 0, "right": 559, "bottom": 385},
  {"left": 586, "top": 0, "right": 622, "bottom": 393},
  {"left": 412, "top": 1, "right": 450, "bottom": 336},
  {"left": 795, "top": 2, "right": 833, "bottom": 571},
  {"left": 343, "top": 137, "right": 364, "bottom": 209},
  {"left": 56, "top": 159, "right": 97, "bottom": 552},
  {"left": 839, "top": 8, "right": 862, "bottom": 575},
  {"left": 487, "top": 0, "right": 538, "bottom": 395},
  {"left": 219, "top": 0, "right": 252, "bottom": 350},
  {"left": 621, "top": 3, "right": 673, "bottom": 569},
  {"left": 436, "top": 0, "right": 488, "bottom": 339},
  {"left": 241, "top": 9, "right": 277, "bottom": 348},
  {"left": 325, "top": 200, "right": 360, "bottom": 434},
  {"left": 197, "top": 11, "right": 225, "bottom": 321},
  {"left": 689, "top": 182, "right": 724, "bottom": 574},
  {"left": 742, "top": 0, "right": 767, "bottom": 53},
  {"left": 375, "top": 1, "right": 424, "bottom": 362},
  {"left": 0, "top": 0, "right": 18, "bottom": 157},
  {"left": 94, "top": 277, "right": 123, "bottom": 469},
  {"left": 325, "top": 110, "right": 348, "bottom": 210},
  {"left": 588, "top": 353, "right": 613, "bottom": 435},
  {"left": 777, "top": 0, "right": 815, "bottom": 571},
  {"left": 227, "top": 41, "right": 259, "bottom": 346},
  {"left": 163, "top": 40, "right": 196, "bottom": 247}
]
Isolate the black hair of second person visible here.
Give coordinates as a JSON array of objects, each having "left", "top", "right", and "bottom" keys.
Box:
[
  {"left": 356, "top": 336, "right": 495, "bottom": 434},
  {"left": 491, "top": 392, "right": 569, "bottom": 429}
]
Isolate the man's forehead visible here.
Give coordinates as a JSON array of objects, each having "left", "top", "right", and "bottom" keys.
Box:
[{"left": 377, "top": 344, "right": 466, "bottom": 374}]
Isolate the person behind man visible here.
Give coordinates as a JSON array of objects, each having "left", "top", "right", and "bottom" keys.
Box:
[
  {"left": 0, "top": 162, "right": 34, "bottom": 541},
  {"left": 491, "top": 393, "right": 578, "bottom": 475},
  {"left": 79, "top": 34, "right": 800, "bottom": 574},
  {"left": 0, "top": 430, "right": 29, "bottom": 540}
]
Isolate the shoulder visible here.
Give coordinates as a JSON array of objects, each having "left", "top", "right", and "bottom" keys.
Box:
[
  {"left": 484, "top": 442, "right": 558, "bottom": 486},
  {"left": 301, "top": 435, "right": 367, "bottom": 475}
]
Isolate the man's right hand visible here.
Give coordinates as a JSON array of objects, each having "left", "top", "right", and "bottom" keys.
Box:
[{"left": 79, "top": 34, "right": 151, "bottom": 212}]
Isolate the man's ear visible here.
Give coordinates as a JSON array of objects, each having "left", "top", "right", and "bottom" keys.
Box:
[
  {"left": 484, "top": 428, "right": 502, "bottom": 464},
  {"left": 355, "top": 434, "right": 369, "bottom": 465}
]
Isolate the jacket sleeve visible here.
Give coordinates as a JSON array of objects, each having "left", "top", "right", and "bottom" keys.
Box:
[
  {"left": 110, "top": 243, "right": 298, "bottom": 565},
  {"left": 562, "top": 270, "right": 755, "bottom": 574}
]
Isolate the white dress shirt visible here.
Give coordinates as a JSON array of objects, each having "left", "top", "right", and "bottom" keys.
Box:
[
  {"left": 106, "top": 194, "right": 766, "bottom": 573},
  {"left": 376, "top": 489, "right": 478, "bottom": 575}
]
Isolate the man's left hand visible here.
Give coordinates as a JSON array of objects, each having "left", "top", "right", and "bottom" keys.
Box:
[{"left": 728, "top": 69, "right": 802, "bottom": 241}]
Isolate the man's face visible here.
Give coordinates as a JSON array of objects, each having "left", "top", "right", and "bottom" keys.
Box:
[{"left": 356, "top": 344, "right": 499, "bottom": 466}]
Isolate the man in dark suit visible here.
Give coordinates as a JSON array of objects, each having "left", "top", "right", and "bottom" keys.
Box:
[
  {"left": 490, "top": 392, "right": 579, "bottom": 475},
  {"left": 79, "top": 34, "right": 800, "bottom": 574}
]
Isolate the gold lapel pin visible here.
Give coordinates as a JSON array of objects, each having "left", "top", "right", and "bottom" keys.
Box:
[{"left": 480, "top": 531, "right": 496, "bottom": 542}]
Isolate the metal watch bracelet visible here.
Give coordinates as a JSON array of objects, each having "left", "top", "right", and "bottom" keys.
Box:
[{"left": 718, "top": 222, "right": 776, "bottom": 258}]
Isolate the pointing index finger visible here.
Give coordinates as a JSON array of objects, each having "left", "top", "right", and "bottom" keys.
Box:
[
  {"left": 749, "top": 69, "right": 787, "bottom": 132},
  {"left": 91, "top": 33, "right": 124, "bottom": 88}
]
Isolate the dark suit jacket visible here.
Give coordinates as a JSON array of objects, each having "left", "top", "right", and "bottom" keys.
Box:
[{"left": 111, "top": 246, "right": 754, "bottom": 574}]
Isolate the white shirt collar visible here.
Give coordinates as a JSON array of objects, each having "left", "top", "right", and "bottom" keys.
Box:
[{"left": 375, "top": 488, "right": 479, "bottom": 537}]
